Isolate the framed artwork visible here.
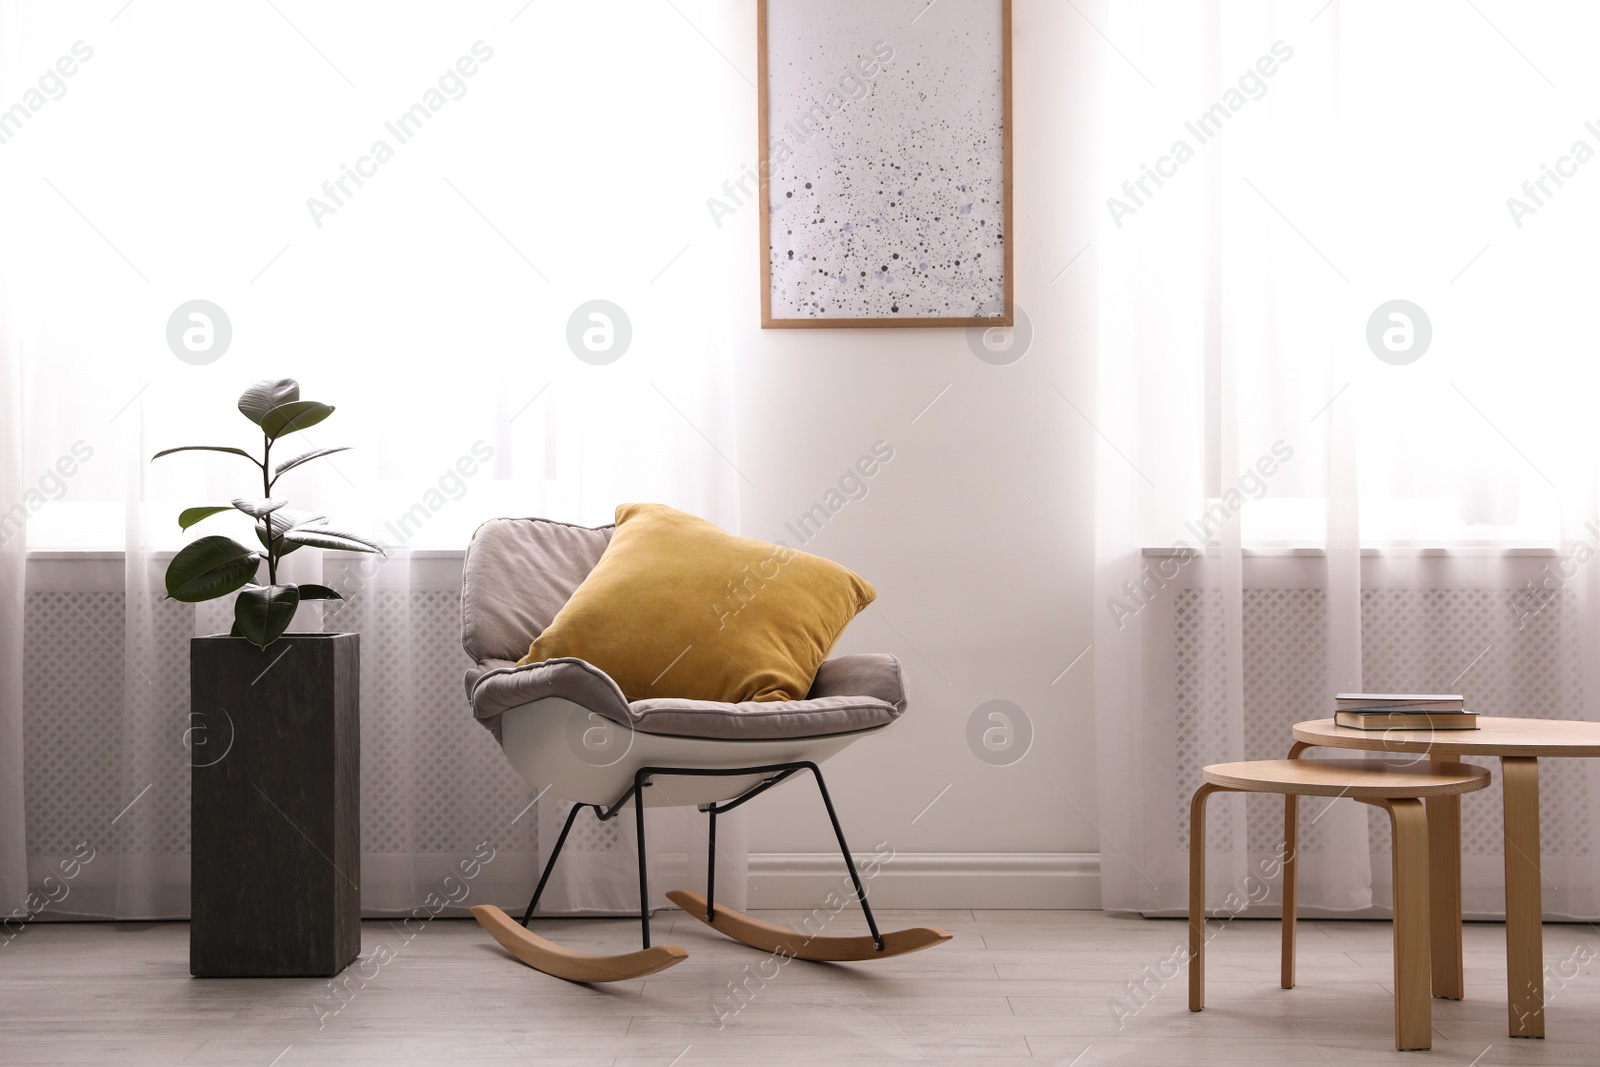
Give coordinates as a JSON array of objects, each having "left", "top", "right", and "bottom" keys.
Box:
[{"left": 757, "top": 0, "right": 1013, "bottom": 328}]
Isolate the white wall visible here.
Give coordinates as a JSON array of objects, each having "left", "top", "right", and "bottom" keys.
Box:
[{"left": 723, "top": 2, "right": 1107, "bottom": 906}]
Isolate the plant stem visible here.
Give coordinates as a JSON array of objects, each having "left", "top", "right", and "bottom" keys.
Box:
[{"left": 263, "top": 433, "right": 277, "bottom": 586}]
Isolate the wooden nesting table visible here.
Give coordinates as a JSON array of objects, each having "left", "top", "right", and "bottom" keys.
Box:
[
  {"left": 1191, "top": 758, "right": 1491, "bottom": 1051},
  {"left": 1291, "top": 717, "right": 1600, "bottom": 1039}
]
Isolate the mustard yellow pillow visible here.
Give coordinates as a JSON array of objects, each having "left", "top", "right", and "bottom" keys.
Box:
[{"left": 516, "top": 504, "right": 875, "bottom": 702}]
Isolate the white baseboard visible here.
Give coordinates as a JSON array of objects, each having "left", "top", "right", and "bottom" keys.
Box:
[{"left": 746, "top": 852, "right": 1101, "bottom": 910}]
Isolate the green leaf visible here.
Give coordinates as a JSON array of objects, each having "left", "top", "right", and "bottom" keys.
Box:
[
  {"left": 255, "top": 520, "right": 299, "bottom": 556},
  {"left": 273, "top": 509, "right": 327, "bottom": 530},
  {"left": 165, "top": 536, "right": 260, "bottom": 603},
  {"left": 231, "top": 497, "right": 286, "bottom": 518},
  {"left": 178, "top": 506, "right": 232, "bottom": 531},
  {"left": 256, "top": 510, "right": 326, "bottom": 556},
  {"left": 238, "top": 379, "right": 300, "bottom": 425},
  {"left": 272, "top": 447, "right": 352, "bottom": 481},
  {"left": 233, "top": 584, "right": 300, "bottom": 648},
  {"left": 281, "top": 525, "right": 386, "bottom": 555},
  {"left": 152, "top": 445, "right": 261, "bottom": 466},
  {"left": 294, "top": 584, "right": 344, "bottom": 601},
  {"left": 261, "top": 401, "right": 334, "bottom": 440}
]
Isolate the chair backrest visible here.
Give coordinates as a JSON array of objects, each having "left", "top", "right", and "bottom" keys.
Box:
[{"left": 460, "top": 516, "right": 614, "bottom": 665}]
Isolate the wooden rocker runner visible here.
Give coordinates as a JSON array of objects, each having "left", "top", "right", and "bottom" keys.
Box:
[
  {"left": 666, "top": 889, "right": 951, "bottom": 961},
  {"left": 458, "top": 516, "right": 952, "bottom": 982}
]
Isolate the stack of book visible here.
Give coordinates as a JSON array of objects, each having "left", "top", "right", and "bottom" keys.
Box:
[{"left": 1333, "top": 694, "right": 1479, "bottom": 730}]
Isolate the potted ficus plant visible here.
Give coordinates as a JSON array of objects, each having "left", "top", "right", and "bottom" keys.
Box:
[
  {"left": 156, "top": 378, "right": 382, "bottom": 979},
  {"left": 156, "top": 376, "right": 384, "bottom": 644}
]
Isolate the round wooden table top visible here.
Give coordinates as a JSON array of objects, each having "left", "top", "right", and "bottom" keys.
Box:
[
  {"left": 1294, "top": 716, "right": 1600, "bottom": 758},
  {"left": 1204, "top": 758, "right": 1491, "bottom": 798}
]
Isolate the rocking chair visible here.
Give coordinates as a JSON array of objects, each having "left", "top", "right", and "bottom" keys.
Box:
[{"left": 460, "top": 515, "right": 951, "bottom": 982}]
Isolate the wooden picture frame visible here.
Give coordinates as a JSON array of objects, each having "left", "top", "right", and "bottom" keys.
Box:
[{"left": 757, "top": 0, "right": 1013, "bottom": 329}]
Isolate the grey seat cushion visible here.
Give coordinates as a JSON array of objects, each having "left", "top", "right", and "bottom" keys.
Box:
[
  {"left": 624, "top": 693, "right": 898, "bottom": 740},
  {"left": 469, "top": 653, "right": 906, "bottom": 742}
]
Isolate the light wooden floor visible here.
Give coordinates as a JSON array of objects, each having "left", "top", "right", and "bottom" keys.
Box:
[{"left": 4, "top": 910, "right": 1600, "bottom": 1065}]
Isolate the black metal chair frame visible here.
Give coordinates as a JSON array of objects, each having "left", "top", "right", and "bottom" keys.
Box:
[{"left": 517, "top": 759, "right": 884, "bottom": 952}]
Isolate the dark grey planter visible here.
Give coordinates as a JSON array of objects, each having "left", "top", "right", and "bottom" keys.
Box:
[{"left": 189, "top": 632, "right": 360, "bottom": 978}]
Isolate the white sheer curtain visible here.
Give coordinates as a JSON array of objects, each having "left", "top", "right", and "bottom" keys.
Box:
[
  {"left": 1, "top": 0, "right": 747, "bottom": 919},
  {"left": 0, "top": 146, "right": 25, "bottom": 916},
  {"left": 1094, "top": 0, "right": 1600, "bottom": 918}
]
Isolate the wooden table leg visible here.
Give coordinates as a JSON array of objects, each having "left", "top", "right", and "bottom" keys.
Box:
[
  {"left": 1189, "top": 783, "right": 1221, "bottom": 1012},
  {"left": 1383, "top": 798, "right": 1433, "bottom": 1052},
  {"left": 1427, "top": 755, "right": 1464, "bottom": 1000},
  {"left": 1282, "top": 740, "right": 1310, "bottom": 988},
  {"left": 1281, "top": 793, "right": 1298, "bottom": 989},
  {"left": 1501, "top": 756, "right": 1544, "bottom": 1038}
]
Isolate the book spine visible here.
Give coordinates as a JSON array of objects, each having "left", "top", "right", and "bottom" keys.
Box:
[
  {"left": 1334, "top": 713, "right": 1479, "bottom": 730},
  {"left": 1336, "top": 705, "right": 1466, "bottom": 713}
]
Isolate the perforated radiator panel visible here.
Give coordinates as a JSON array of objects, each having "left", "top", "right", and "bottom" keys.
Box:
[
  {"left": 22, "top": 583, "right": 548, "bottom": 873},
  {"left": 1172, "top": 582, "right": 1590, "bottom": 862}
]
